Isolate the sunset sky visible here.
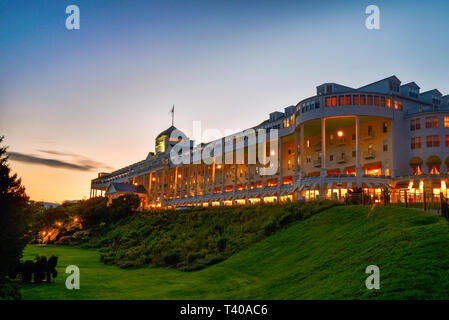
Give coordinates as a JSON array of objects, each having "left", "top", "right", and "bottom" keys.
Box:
[{"left": 1, "top": 0, "right": 449, "bottom": 202}]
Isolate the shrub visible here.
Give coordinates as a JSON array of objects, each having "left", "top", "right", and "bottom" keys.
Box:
[
  {"left": 217, "top": 237, "right": 227, "bottom": 252},
  {"left": 46, "top": 255, "right": 58, "bottom": 282},
  {"left": 33, "top": 255, "right": 47, "bottom": 283},
  {"left": 21, "top": 260, "right": 34, "bottom": 283},
  {"left": 163, "top": 251, "right": 181, "bottom": 266}
]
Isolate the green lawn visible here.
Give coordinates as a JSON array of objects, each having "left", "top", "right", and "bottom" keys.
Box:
[{"left": 21, "top": 205, "right": 449, "bottom": 299}]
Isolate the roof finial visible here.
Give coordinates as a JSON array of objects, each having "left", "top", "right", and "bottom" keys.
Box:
[{"left": 171, "top": 104, "right": 175, "bottom": 126}]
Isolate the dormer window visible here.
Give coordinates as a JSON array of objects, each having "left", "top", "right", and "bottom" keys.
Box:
[
  {"left": 409, "top": 88, "right": 419, "bottom": 98},
  {"left": 432, "top": 96, "right": 441, "bottom": 105},
  {"left": 389, "top": 79, "right": 400, "bottom": 92}
]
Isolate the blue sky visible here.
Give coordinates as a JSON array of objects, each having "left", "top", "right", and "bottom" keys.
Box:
[{"left": 1, "top": 0, "right": 449, "bottom": 201}]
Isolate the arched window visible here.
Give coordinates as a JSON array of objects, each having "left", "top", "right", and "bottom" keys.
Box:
[
  {"left": 426, "top": 156, "right": 441, "bottom": 175},
  {"left": 409, "top": 157, "right": 423, "bottom": 175}
]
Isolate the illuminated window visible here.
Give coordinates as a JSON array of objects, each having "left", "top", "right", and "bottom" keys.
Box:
[
  {"left": 416, "top": 118, "right": 420, "bottom": 130},
  {"left": 381, "top": 96, "right": 386, "bottom": 107},
  {"left": 426, "top": 136, "right": 432, "bottom": 147},
  {"left": 433, "top": 117, "right": 439, "bottom": 128},
  {"left": 411, "top": 137, "right": 416, "bottom": 149},
  {"left": 353, "top": 95, "right": 359, "bottom": 105},
  {"left": 410, "top": 120, "right": 415, "bottom": 131},
  {"left": 339, "top": 96, "right": 345, "bottom": 106},
  {"left": 445, "top": 116, "right": 449, "bottom": 128},
  {"left": 331, "top": 96, "right": 337, "bottom": 107},
  {"left": 446, "top": 135, "right": 449, "bottom": 147},
  {"left": 394, "top": 100, "right": 398, "bottom": 110},
  {"left": 360, "top": 95, "right": 366, "bottom": 105},
  {"left": 426, "top": 117, "right": 432, "bottom": 128},
  {"left": 429, "top": 164, "right": 440, "bottom": 175},
  {"left": 383, "top": 122, "right": 388, "bottom": 133},
  {"left": 434, "top": 135, "right": 440, "bottom": 147},
  {"left": 325, "top": 97, "right": 331, "bottom": 107},
  {"left": 345, "top": 95, "right": 351, "bottom": 105},
  {"left": 374, "top": 96, "right": 380, "bottom": 106},
  {"left": 386, "top": 98, "right": 391, "bottom": 108},
  {"left": 306, "top": 139, "right": 310, "bottom": 148},
  {"left": 367, "top": 95, "right": 373, "bottom": 105}
]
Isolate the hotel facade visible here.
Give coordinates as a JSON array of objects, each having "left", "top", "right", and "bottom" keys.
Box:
[{"left": 91, "top": 76, "right": 449, "bottom": 209}]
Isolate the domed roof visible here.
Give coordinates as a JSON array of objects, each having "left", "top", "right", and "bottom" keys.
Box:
[
  {"left": 156, "top": 126, "right": 188, "bottom": 140},
  {"left": 156, "top": 126, "right": 177, "bottom": 139}
]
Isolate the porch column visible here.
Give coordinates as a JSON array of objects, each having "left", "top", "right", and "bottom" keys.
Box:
[
  {"left": 194, "top": 164, "right": 199, "bottom": 198},
  {"left": 389, "top": 119, "right": 395, "bottom": 177},
  {"left": 174, "top": 166, "right": 179, "bottom": 199},
  {"left": 294, "top": 129, "right": 298, "bottom": 179},
  {"left": 356, "top": 115, "right": 362, "bottom": 176},
  {"left": 320, "top": 118, "right": 326, "bottom": 177},
  {"left": 180, "top": 166, "right": 184, "bottom": 198},
  {"left": 153, "top": 170, "right": 159, "bottom": 202},
  {"left": 160, "top": 168, "right": 165, "bottom": 203},
  {"left": 203, "top": 164, "right": 207, "bottom": 196},
  {"left": 300, "top": 124, "right": 304, "bottom": 179},
  {"left": 221, "top": 139, "right": 225, "bottom": 194},
  {"left": 278, "top": 137, "right": 283, "bottom": 189},
  {"left": 187, "top": 163, "right": 191, "bottom": 198},
  {"left": 212, "top": 159, "right": 216, "bottom": 195}
]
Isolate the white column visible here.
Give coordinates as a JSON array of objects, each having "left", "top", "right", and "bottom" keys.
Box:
[
  {"left": 320, "top": 118, "right": 326, "bottom": 177},
  {"left": 194, "top": 164, "right": 199, "bottom": 198},
  {"left": 356, "top": 115, "right": 362, "bottom": 176},
  {"left": 160, "top": 168, "right": 165, "bottom": 203},
  {"left": 300, "top": 124, "right": 304, "bottom": 179},
  {"left": 180, "top": 166, "right": 184, "bottom": 198},
  {"left": 153, "top": 170, "right": 159, "bottom": 201},
  {"left": 174, "top": 166, "right": 179, "bottom": 199},
  {"left": 187, "top": 163, "right": 191, "bottom": 198},
  {"left": 294, "top": 129, "right": 298, "bottom": 179}
]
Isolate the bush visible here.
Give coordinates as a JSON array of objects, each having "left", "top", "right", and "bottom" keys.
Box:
[
  {"left": 217, "top": 237, "right": 227, "bottom": 252},
  {"left": 46, "top": 255, "right": 58, "bottom": 282},
  {"left": 33, "top": 255, "right": 47, "bottom": 283},
  {"left": 163, "top": 251, "right": 181, "bottom": 266},
  {"left": 22, "top": 260, "right": 34, "bottom": 283}
]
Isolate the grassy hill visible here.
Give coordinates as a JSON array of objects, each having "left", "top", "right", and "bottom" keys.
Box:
[{"left": 21, "top": 205, "right": 449, "bottom": 299}]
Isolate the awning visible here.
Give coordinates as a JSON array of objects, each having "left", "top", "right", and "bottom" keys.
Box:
[
  {"left": 426, "top": 156, "right": 442, "bottom": 165},
  {"left": 409, "top": 157, "right": 423, "bottom": 166},
  {"left": 394, "top": 181, "right": 409, "bottom": 189},
  {"left": 432, "top": 181, "right": 441, "bottom": 188},
  {"left": 363, "top": 161, "right": 382, "bottom": 170}
]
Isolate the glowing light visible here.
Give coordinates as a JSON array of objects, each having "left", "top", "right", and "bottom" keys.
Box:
[
  {"left": 74, "top": 217, "right": 79, "bottom": 223},
  {"left": 152, "top": 177, "right": 156, "bottom": 182},
  {"left": 270, "top": 150, "right": 276, "bottom": 156},
  {"left": 48, "top": 232, "right": 52, "bottom": 236},
  {"left": 337, "top": 130, "right": 343, "bottom": 137},
  {"left": 217, "top": 164, "right": 222, "bottom": 169},
  {"left": 42, "top": 231, "right": 46, "bottom": 236},
  {"left": 57, "top": 222, "right": 62, "bottom": 227},
  {"left": 178, "top": 174, "right": 182, "bottom": 179}
]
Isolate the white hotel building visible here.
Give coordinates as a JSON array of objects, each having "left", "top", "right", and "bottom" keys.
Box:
[{"left": 91, "top": 76, "right": 449, "bottom": 208}]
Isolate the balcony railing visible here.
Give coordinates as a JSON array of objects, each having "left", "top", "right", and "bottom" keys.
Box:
[
  {"left": 363, "top": 150, "right": 375, "bottom": 159},
  {"left": 336, "top": 155, "right": 347, "bottom": 163},
  {"left": 313, "top": 159, "right": 322, "bottom": 167}
]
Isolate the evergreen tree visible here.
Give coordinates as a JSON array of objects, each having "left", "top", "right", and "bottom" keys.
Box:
[{"left": 0, "top": 136, "right": 29, "bottom": 299}]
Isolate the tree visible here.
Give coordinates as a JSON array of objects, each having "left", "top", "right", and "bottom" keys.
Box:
[{"left": 0, "top": 136, "right": 29, "bottom": 299}]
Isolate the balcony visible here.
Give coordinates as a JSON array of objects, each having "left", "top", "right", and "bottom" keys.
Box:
[
  {"left": 313, "top": 158, "right": 322, "bottom": 167},
  {"left": 363, "top": 150, "right": 375, "bottom": 159},
  {"left": 363, "top": 132, "right": 375, "bottom": 140},
  {"left": 336, "top": 155, "right": 347, "bottom": 163}
]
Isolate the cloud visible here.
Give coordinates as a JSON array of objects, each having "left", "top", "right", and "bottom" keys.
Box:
[{"left": 7, "top": 151, "right": 112, "bottom": 172}]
